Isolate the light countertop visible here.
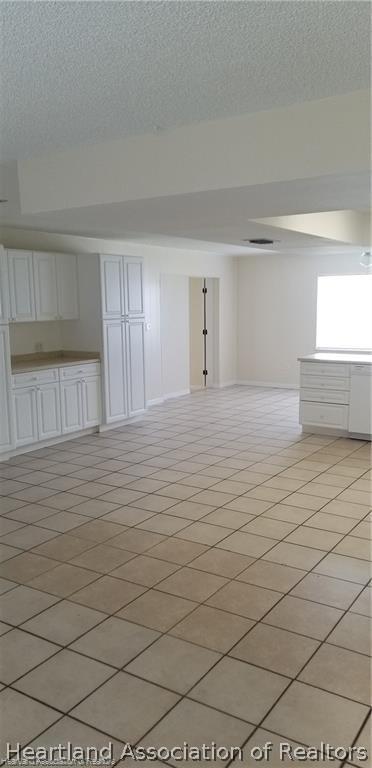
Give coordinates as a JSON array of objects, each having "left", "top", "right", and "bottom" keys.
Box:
[
  {"left": 298, "top": 352, "right": 372, "bottom": 364},
  {"left": 11, "top": 350, "right": 100, "bottom": 374}
]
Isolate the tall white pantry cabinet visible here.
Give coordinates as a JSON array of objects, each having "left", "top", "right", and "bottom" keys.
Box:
[
  {"left": 0, "top": 247, "right": 14, "bottom": 453},
  {"left": 100, "top": 254, "right": 146, "bottom": 423}
]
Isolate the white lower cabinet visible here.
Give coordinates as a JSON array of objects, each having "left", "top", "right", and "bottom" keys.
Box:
[
  {"left": 126, "top": 319, "right": 146, "bottom": 416},
  {"left": 14, "top": 387, "right": 38, "bottom": 447},
  {"left": 36, "top": 382, "right": 61, "bottom": 440},
  {"left": 61, "top": 373, "right": 101, "bottom": 434},
  {"left": 0, "top": 326, "right": 14, "bottom": 453},
  {"left": 103, "top": 320, "right": 128, "bottom": 423}
]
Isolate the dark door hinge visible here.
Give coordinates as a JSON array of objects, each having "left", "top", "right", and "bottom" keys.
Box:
[
  {"left": 202, "top": 329, "right": 208, "bottom": 335},
  {"left": 202, "top": 287, "right": 207, "bottom": 294},
  {"left": 203, "top": 369, "right": 208, "bottom": 376}
]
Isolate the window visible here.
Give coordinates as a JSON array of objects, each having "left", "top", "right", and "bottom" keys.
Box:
[{"left": 316, "top": 274, "right": 372, "bottom": 351}]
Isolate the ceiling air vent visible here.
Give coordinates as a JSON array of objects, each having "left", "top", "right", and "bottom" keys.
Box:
[{"left": 243, "top": 238, "right": 275, "bottom": 245}]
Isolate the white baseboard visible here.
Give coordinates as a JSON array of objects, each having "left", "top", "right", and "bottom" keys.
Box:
[
  {"left": 236, "top": 379, "right": 299, "bottom": 390},
  {"left": 147, "top": 397, "right": 165, "bottom": 407},
  {"left": 215, "top": 380, "right": 238, "bottom": 388},
  {"left": 163, "top": 388, "right": 191, "bottom": 400}
]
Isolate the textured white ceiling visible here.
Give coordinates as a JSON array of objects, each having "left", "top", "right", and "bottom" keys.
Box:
[{"left": 1, "top": 1, "right": 370, "bottom": 161}]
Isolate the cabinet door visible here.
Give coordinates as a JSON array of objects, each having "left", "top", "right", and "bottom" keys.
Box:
[
  {"left": 13, "top": 387, "right": 38, "bottom": 447},
  {"left": 34, "top": 252, "right": 58, "bottom": 321},
  {"left": 36, "top": 382, "right": 61, "bottom": 440},
  {"left": 103, "top": 320, "right": 128, "bottom": 422},
  {"left": 124, "top": 258, "right": 144, "bottom": 316},
  {"left": 82, "top": 376, "right": 101, "bottom": 428},
  {"left": 8, "top": 250, "right": 35, "bottom": 322},
  {"left": 126, "top": 319, "right": 146, "bottom": 416},
  {"left": 0, "top": 326, "right": 14, "bottom": 452},
  {"left": 100, "top": 255, "right": 124, "bottom": 318},
  {"left": 0, "top": 247, "right": 9, "bottom": 323},
  {"left": 60, "top": 379, "right": 83, "bottom": 433},
  {"left": 57, "top": 254, "right": 79, "bottom": 319}
]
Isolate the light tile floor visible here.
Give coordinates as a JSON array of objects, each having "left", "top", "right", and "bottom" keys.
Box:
[{"left": 0, "top": 386, "right": 371, "bottom": 767}]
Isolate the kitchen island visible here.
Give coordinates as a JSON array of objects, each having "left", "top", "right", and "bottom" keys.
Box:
[{"left": 298, "top": 352, "right": 372, "bottom": 439}]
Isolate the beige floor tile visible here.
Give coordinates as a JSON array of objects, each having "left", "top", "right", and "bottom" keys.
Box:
[
  {"left": 188, "top": 490, "right": 238, "bottom": 507},
  {"left": 321, "top": 500, "right": 370, "bottom": 520},
  {"left": 304, "top": 511, "right": 356, "bottom": 534},
  {"left": 39, "top": 492, "right": 88, "bottom": 510},
  {"left": 67, "top": 499, "right": 121, "bottom": 518},
  {"left": 190, "top": 656, "right": 288, "bottom": 724},
  {"left": 334, "top": 536, "right": 371, "bottom": 561},
  {"left": 126, "top": 634, "right": 220, "bottom": 693},
  {"left": 209, "top": 479, "right": 255, "bottom": 495},
  {"left": 0, "top": 577, "right": 17, "bottom": 595},
  {"left": 263, "top": 681, "right": 368, "bottom": 746},
  {"left": 285, "top": 526, "right": 344, "bottom": 551},
  {"left": 0, "top": 688, "right": 59, "bottom": 748},
  {"left": 0, "top": 584, "right": 58, "bottom": 625},
  {"left": 263, "top": 476, "right": 307, "bottom": 491},
  {"left": 27, "top": 716, "right": 124, "bottom": 761},
  {"left": 299, "top": 482, "right": 345, "bottom": 499},
  {"left": 348, "top": 716, "right": 371, "bottom": 767},
  {"left": 263, "top": 595, "right": 343, "bottom": 640},
  {"left": 352, "top": 520, "right": 372, "bottom": 539},
  {"left": 338, "top": 489, "right": 372, "bottom": 506},
  {"left": 200, "top": 508, "right": 254, "bottom": 529},
  {"left": 71, "top": 616, "right": 159, "bottom": 667},
  {"left": 217, "top": 531, "right": 274, "bottom": 557},
  {"left": 327, "top": 613, "right": 372, "bottom": 655},
  {"left": 5, "top": 503, "right": 58, "bottom": 523},
  {"left": 299, "top": 644, "right": 371, "bottom": 705},
  {"left": 14, "top": 649, "right": 113, "bottom": 711},
  {"left": 176, "top": 521, "right": 233, "bottom": 545},
  {"left": 237, "top": 560, "right": 305, "bottom": 591},
  {"left": 263, "top": 504, "right": 314, "bottom": 524},
  {"left": 0, "top": 542, "right": 22, "bottom": 562},
  {"left": 283, "top": 493, "right": 329, "bottom": 511},
  {"left": 314, "top": 553, "right": 371, "bottom": 584},
  {"left": 70, "top": 543, "right": 138, "bottom": 573},
  {"left": 263, "top": 541, "right": 324, "bottom": 570},
  {"left": 138, "top": 513, "right": 191, "bottom": 535},
  {"left": 142, "top": 698, "right": 253, "bottom": 767},
  {"left": 0, "top": 628, "right": 58, "bottom": 684},
  {"left": 35, "top": 510, "right": 88, "bottom": 532},
  {"left": 33, "top": 533, "right": 96, "bottom": 561},
  {"left": 42, "top": 476, "right": 86, "bottom": 491},
  {"left": 0, "top": 552, "right": 59, "bottom": 584},
  {"left": 208, "top": 580, "right": 282, "bottom": 619},
  {"left": 28, "top": 562, "right": 98, "bottom": 597},
  {"left": 111, "top": 554, "right": 178, "bottom": 587},
  {"left": 98, "top": 489, "right": 148, "bottom": 506},
  {"left": 350, "top": 586, "right": 372, "bottom": 617},
  {"left": 291, "top": 572, "right": 362, "bottom": 609},
  {"left": 170, "top": 605, "right": 253, "bottom": 652},
  {"left": 23, "top": 599, "right": 106, "bottom": 644},
  {"left": 72, "top": 671, "right": 179, "bottom": 741},
  {"left": 231, "top": 622, "right": 319, "bottom": 677},
  {"left": 102, "top": 506, "right": 155, "bottom": 526},
  {"left": 131, "top": 494, "right": 178, "bottom": 512},
  {"left": 117, "top": 589, "right": 197, "bottom": 631},
  {"left": 191, "top": 549, "right": 254, "bottom": 578},
  {"left": 72, "top": 519, "right": 126, "bottom": 541},
  {"left": 245, "top": 486, "right": 291, "bottom": 503},
  {"left": 107, "top": 528, "right": 166, "bottom": 553},
  {"left": 224, "top": 497, "right": 274, "bottom": 515},
  {"left": 242, "top": 517, "right": 297, "bottom": 540},
  {"left": 162, "top": 500, "right": 215, "bottom": 520},
  {"left": 71, "top": 575, "right": 146, "bottom": 614},
  {"left": 157, "top": 567, "right": 227, "bottom": 602},
  {"left": 147, "top": 537, "right": 208, "bottom": 564},
  {"left": 0, "top": 497, "right": 26, "bottom": 514}
]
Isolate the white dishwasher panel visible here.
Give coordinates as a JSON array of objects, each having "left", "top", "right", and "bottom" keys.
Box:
[{"left": 349, "top": 365, "right": 372, "bottom": 436}]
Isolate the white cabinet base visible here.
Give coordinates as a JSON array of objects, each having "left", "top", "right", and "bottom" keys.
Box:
[{"left": 0, "top": 425, "right": 99, "bottom": 462}]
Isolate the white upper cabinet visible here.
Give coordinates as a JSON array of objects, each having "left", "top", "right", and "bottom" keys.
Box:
[
  {"left": 125, "top": 259, "right": 144, "bottom": 316},
  {"left": 8, "top": 250, "right": 35, "bottom": 322},
  {"left": 100, "top": 255, "right": 124, "bottom": 318},
  {"left": 0, "top": 247, "right": 9, "bottom": 323},
  {"left": 34, "top": 252, "right": 58, "bottom": 321},
  {"left": 56, "top": 253, "right": 79, "bottom": 319}
]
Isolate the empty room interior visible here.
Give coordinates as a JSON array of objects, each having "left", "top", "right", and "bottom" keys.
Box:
[{"left": 0, "top": 1, "right": 371, "bottom": 765}]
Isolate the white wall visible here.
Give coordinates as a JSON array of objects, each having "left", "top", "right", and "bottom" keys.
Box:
[
  {"left": 9, "top": 321, "right": 62, "bottom": 355},
  {"left": 237, "top": 251, "right": 367, "bottom": 388},
  {"left": 161, "top": 275, "right": 190, "bottom": 398},
  {"left": 0, "top": 228, "right": 238, "bottom": 402}
]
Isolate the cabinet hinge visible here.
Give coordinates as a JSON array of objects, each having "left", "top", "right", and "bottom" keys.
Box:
[
  {"left": 202, "top": 329, "right": 208, "bottom": 335},
  {"left": 203, "top": 369, "right": 208, "bottom": 376}
]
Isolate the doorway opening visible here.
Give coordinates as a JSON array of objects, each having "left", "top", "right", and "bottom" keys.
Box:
[{"left": 189, "top": 277, "right": 219, "bottom": 389}]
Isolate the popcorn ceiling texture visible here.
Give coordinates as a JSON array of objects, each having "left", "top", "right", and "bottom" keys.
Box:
[{"left": 1, "top": 1, "right": 370, "bottom": 161}]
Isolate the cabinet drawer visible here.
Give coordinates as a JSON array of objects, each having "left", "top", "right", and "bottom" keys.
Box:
[
  {"left": 300, "top": 362, "right": 350, "bottom": 377},
  {"left": 60, "top": 363, "right": 100, "bottom": 380},
  {"left": 301, "top": 388, "right": 349, "bottom": 405},
  {"left": 300, "top": 402, "right": 349, "bottom": 430},
  {"left": 12, "top": 368, "right": 58, "bottom": 388},
  {"left": 301, "top": 374, "right": 350, "bottom": 391}
]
